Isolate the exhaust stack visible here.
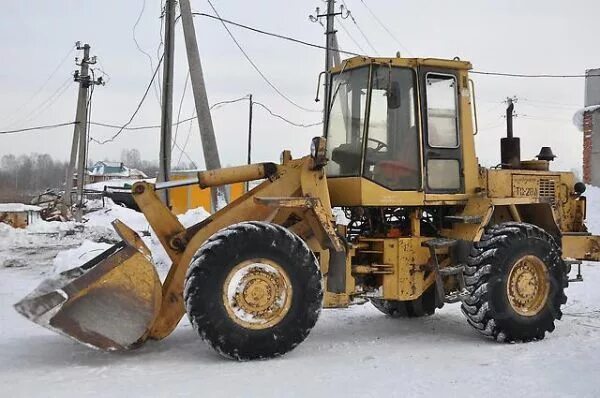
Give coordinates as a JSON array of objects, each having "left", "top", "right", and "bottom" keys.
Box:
[{"left": 501, "top": 98, "right": 521, "bottom": 169}]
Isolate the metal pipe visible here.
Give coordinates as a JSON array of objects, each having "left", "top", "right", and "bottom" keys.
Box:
[
  {"left": 506, "top": 98, "right": 514, "bottom": 139},
  {"left": 197, "top": 163, "right": 278, "bottom": 189}
]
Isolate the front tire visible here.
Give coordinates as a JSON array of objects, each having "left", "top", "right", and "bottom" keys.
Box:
[
  {"left": 184, "top": 221, "right": 322, "bottom": 360},
  {"left": 461, "top": 222, "right": 568, "bottom": 342}
]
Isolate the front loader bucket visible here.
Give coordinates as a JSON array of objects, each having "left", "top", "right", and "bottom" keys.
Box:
[{"left": 14, "top": 220, "right": 162, "bottom": 351}]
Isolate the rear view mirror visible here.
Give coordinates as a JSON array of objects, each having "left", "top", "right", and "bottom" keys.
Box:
[{"left": 387, "top": 81, "right": 401, "bottom": 109}]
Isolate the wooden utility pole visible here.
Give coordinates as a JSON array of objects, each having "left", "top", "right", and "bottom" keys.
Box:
[
  {"left": 157, "top": 0, "right": 177, "bottom": 206},
  {"left": 179, "top": 0, "right": 225, "bottom": 211},
  {"left": 65, "top": 42, "right": 102, "bottom": 221}
]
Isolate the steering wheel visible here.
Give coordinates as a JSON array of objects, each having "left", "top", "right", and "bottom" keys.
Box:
[{"left": 367, "top": 137, "right": 389, "bottom": 152}]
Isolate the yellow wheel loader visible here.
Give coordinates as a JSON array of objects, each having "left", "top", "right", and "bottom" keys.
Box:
[{"left": 15, "top": 56, "right": 600, "bottom": 360}]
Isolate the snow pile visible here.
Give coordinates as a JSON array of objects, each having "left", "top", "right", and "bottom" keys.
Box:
[
  {"left": 52, "top": 240, "right": 112, "bottom": 274},
  {"left": 85, "top": 178, "right": 154, "bottom": 192},
  {"left": 178, "top": 206, "right": 210, "bottom": 228},
  {"left": 47, "top": 200, "right": 210, "bottom": 273},
  {"left": 0, "top": 203, "right": 42, "bottom": 212},
  {"left": 0, "top": 220, "right": 99, "bottom": 269},
  {"left": 572, "top": 105, "right": 600, "bottom": 131},
  {"left": 85, "top": 201, "right": 150, "bottom": 232}
]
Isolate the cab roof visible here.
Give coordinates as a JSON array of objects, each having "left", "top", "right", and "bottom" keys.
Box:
[{"left": 329, "top": 56, "right": 473, "bottom": 74}]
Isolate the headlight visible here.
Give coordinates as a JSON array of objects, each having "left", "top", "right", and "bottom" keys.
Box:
[{"left": 310, "top": 136, "right": 327, "bottom": 169}]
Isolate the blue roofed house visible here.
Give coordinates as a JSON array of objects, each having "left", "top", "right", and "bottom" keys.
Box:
[{"left": 80, "top": 161, "right": 148, "bottom": 184}]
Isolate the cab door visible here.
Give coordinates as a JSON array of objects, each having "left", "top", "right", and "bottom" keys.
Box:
[{"left": 419, "top": 68, "right": 464, "bottom": 194}]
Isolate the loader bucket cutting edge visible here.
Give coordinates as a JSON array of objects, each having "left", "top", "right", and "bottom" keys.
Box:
[{"left": 13, "top": 221, "right": 162, "bottom": 351}]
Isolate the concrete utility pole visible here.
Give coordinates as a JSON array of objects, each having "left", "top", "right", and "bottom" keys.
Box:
[
  {"left": 310, "top": 1, "right": 342, "bottom": 134},
  {"left": 323, "top": 0, "right": 337, "bottom": 131},
  {"left": 65, "top": 42, "right": 102, "bottom": 221},
  {"left": 179, "top": 0, "right": 225, "bottom": 211},
  {"left": 157, "top": 0, "right": 177, "bottom": 206}
]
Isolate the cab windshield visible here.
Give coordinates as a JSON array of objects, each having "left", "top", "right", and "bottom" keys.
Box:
[{"left": 325, "top": 65, "right": 420, "bottom": 190}]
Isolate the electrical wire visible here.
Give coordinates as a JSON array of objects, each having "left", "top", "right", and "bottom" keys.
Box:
[
  {"left": 192, "top": 11, "right": 360, "bottom": 58},
  {"left": 172, "top": 71, "right": 190, "bottom": 151},
  {"left": 335, "top": 16, "right": 367, "bottom": 55},
  {"left": 89, "top": 96, "right": 249, "bottom": 135},
  {"left": 2, "top": 45, "right": 75, "bottom": 125},
  {"left": 91, "top": 65, "right": 111, "bottom": 84},
  {"left": 471, "top": 70, "right": 594, "bottom": 78},
  {"left": 176, "top": 108, "right": 197, "bottom": 169},
  {"left": 190, "top": 11, "right": 599, "bottom": 82},
  {"left": 170, "top": 72, "right": 200, "bottom": 170},
  {"left": 16, "top": 76, "right": 74, "bottom": 125},
  {"left": 90, "top": 53, "right": 164, "bottom": 145},
  {"left": 253, "top": 101, "right": 323, "bottom": 128},
  {"left": 203, "top": 1, "right": 322, "bottom": 113},
  {"left": 156, "top": 0, "right": 165, "bottom": 101},
  {"left": 209, "top": 95, "right": 250, "bottom": 110},
  {"left": 81, "top": 70, "right": 96, "bottom": 192},
  {"left": 339, "top": 1, "right": 378, "bottom": 56},
  {"left": 0, "top": 122, "right": 77, "bottom": 135},
  {"left": 172, "top": 139, "right": 198, "bottom": 169},
  {"left": 133, "top": 0, "right": 161, "bottom": 105},
  {"left": 357, "top": 0, "right": 412, "bottom": 56},
  {"left": 519, "top": 98, "right": 580, "bottom": 109}
]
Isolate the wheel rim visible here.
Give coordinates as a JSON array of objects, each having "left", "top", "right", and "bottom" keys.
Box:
[
  {"left": 223, "top": 259, "right": 292, "bottom": 330},
  {"left": 506, "top": 255, "right": 550, "bottom": 317}
]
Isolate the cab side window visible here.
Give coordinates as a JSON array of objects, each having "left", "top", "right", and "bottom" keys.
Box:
[
  {"left": 426, "top": 74, "right": 459, "bottom": 148},
  {"left": 425, "top": 73, "right": 461, "bottom": 191}
]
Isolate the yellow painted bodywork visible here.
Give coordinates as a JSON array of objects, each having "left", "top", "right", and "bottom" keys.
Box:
[
  {"left": 380, "top": 237, "right": 433, "bottom": 301},
  {"left": 562, "top": 235, "right": 600, "bottom": 261},
  {"left": 139, "top": 156, "right": 343, "bottom": 340},
  {"left": 26, "top": 55, "right": 600, "bottom": 351},
  {"left": 141, "top": 56, "right": 597, "bottom": 337}
]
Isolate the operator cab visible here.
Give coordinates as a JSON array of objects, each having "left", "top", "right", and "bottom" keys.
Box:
[{"left": 324, "top": 56, "right": 476, "bottom": 206}]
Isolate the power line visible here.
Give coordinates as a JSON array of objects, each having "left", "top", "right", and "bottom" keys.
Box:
[
  {"left": 172, "top": 71, "right": 190, "bottom": 151},
  {"left": 203, "top": 2, "right": 322, "bottom": 114},
  {"left": 190, "top": 11, "right": 598, "bottom": 82},
  {"left": 88, "top": 95, "right": 249, "bottom": 136},
  {"left": 176, "top": 108, "right": 197, "bottom": 169},
  {"left": 90, "top": 53, "right": 164, "bottom": 145},
  {"left": 133, "top": 0, "right": 161, "bottom": 105},
  {"left": 157, "top": 0, "right": 165, "bottom": 100},
  {"left": 357, "top": 0, "right": 412, "bottom": 56},
  {"left": 91, "top": 65, "right": 111, "bottom": 84},
  {"left": 191, "top": 11, "right": 361, "bottom": 58},
  {"left": 209, "top": 95, "right": 250, "bottom": 110},
  {"left": 85, "top": 70, "right": 96, "bottom": 172},
  {"left": 471, "top": 70, "right": 594, "bottom": 78},
  {"left": 1, "top": 45, "right": 75, "bottom": 125},
  {"left": 338, "top": 1, "right": 378, "bottom": 55},
  {"left": 16, "top": 76, "right": 74, "bottom": 126},
  {"left": 0, "top": 121, "right": 77, "bottom": 135},
  {"left": 335, "top": 16, "right": 367, "bottom": 55},
  {"left": 253, "top": 101, "right": 322, "bottom": 128}
]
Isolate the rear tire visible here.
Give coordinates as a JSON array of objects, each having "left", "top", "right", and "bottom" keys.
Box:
[
  {"left": 461, "top": 222, "right": 568, "bottom": 342},
  {"left": 184, "top": 221, "right": 322, "bottom": 360},
  {"left": 370, "top": 286, "right": 438, "bottom": 318}
]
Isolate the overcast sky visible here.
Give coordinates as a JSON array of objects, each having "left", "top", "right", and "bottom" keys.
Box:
[{"left": 0, "top": 0, "right": 597, "bottom": 174}]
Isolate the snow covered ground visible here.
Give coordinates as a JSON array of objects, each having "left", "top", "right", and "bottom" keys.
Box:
[{"left": 1, "top": 196, "right": 600, "bottom": 397}]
